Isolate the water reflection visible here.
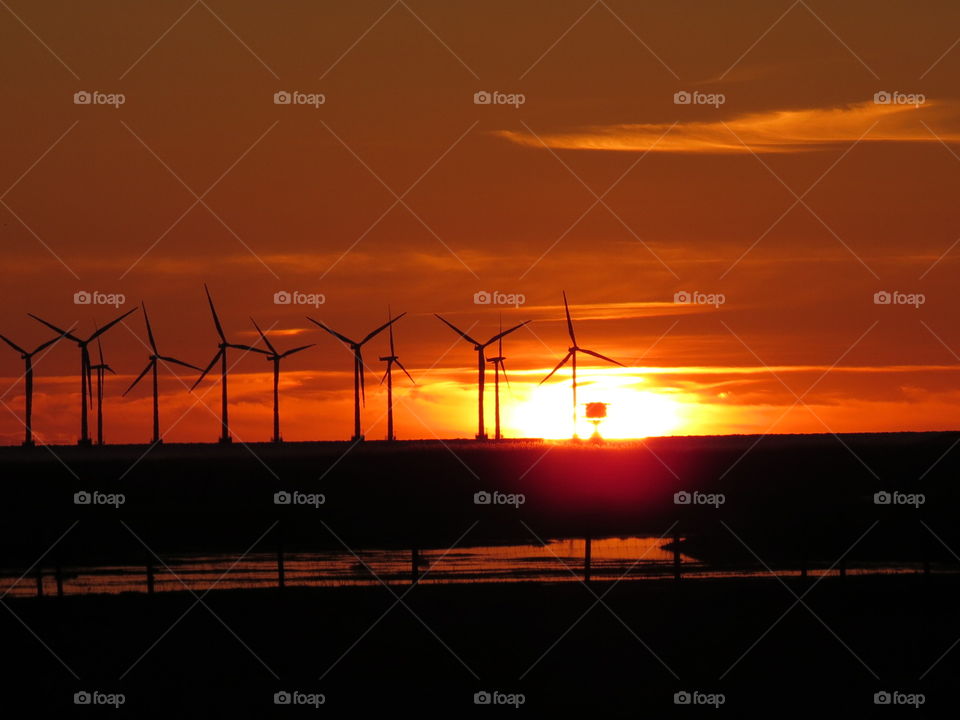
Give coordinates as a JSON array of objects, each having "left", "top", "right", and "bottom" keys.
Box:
[{"left": 0, "top": 536, "right": 936, "bottom": 597}]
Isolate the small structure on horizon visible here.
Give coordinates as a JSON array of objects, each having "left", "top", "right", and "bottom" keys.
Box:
[{"left": 584, "top": 401, "right": 608, "bottom": 440}]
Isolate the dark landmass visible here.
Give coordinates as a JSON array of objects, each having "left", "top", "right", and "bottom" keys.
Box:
[
  {"left": 1, "top": 432, "right": 957, "bottom": 570},
  {"left": 5, "top": 574, "right": 956, "bottom": 716}
]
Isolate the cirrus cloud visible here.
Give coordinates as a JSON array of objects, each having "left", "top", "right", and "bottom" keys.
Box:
[{"left": 497, "top": 100, "right": 960, "bottom": 153}]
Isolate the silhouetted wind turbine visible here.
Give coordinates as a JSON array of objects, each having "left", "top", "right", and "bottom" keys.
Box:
[
  {"left": 191, "top": 284, "right": 268, "bottom": 444},
  {"left": 124, "top": 302, "right": 201, "bottom": 444},
  {"left": 0, "top": 330, "right": 67, "bottom": 446},
  {"left": 378, "top": 309, "right": 414, "bottom": 442},
  {"left": 88, "top": 333, "right": 115, "bottom": 446},
  {"left": 540, "top": 291, "right": 623, "bottom": 439},
  {"left": 486, "top": 315, "right": 513, "bottom": 441},
  {"left": 434, "top": 314, "right": 529, "bottom": 440},
  {"left": 307, "top": 313, "right": 405, "bottom": 441},
  {"left": 250, "top": 318, "right": 313, "bottom": 443},
  {"left": 29, "top": 308, "right": 137, "bottom": 445}
]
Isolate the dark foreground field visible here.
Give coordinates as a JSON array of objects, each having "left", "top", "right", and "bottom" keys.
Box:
[
  {"left": 2, "top": 433, "right": 959, "bottom": 715},
  {"left": 1, "top": 433, "right": 958, "bottom": 567},
  {"left": 5, "top": 575, "right": 956, "bottom": 716}
]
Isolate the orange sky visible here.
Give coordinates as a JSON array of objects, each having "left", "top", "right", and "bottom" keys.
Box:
[{"left": 2, "top": 0, "right": 960, "bottom": 444}]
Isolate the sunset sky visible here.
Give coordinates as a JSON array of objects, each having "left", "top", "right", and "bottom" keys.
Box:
[{"left": 2, "top": 0, "right": 960, "bottom": 443}]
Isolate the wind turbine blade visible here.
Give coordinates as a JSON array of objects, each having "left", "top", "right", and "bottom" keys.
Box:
[
  {"left": 142, "top": 302, "right": 158, "bottom": 354},
  {"left": 395, "top": 359, "right": 416, "bottom": 385},
  {"left": 105, "top": 365, "right": 116, "bottom": 375},
  {"left": 484, "top": 320, "right": 530, "bottom": 347},
  {"left": 279, "top": 344, "right": 314, "bottom": 359},
  {"left": 204, "top": 284, "right": 226, "bottom": 342},
  {"left": 123, "top": 360, "right": 154, "bottom": 396},
  {"left": 158, "top": 356, "right": 203, "bottom": 371},
  {"left": 250, "top": 317, "right": 277, "bottom": 355},
  {"left": 191, "top": 350, "right": 222, "bottom": 390},
  {"left": 0, "top": 334, "right": 26, "bottom": 355},
  {"left": 562, "top": 290, "right": 577, "bottom": 346},
  {"left": 31, "top": 334, "right": 64, "bottom": 355},
  {"left": 379, "top": 366, "right": 389, "bottom": 385},
  {"left": 96, "top": 333, "right": 104, "bottom": 366},
  {"left": 500, "top": 361, "right": 511, "bottom": 390},
  {"left": 28, "top": 314, "right": 82, "bottom": 343},
  {"left": 540, "top": 352, "right": 573, "bottom": 384},
  {"left": 579, "top": 347, "right": 625, "bottom": 367},
  {"left": 434, "top": 314, "right": 479, "bottom": 346},
  {"left": 88, "top": 307, "right": 138, "bottom": 341},
  {"left": 306, "top": 317, "right": 356, "bottom": 346},
  {"left": 360, "top": 312, "right": 406, "bottom": 345}
]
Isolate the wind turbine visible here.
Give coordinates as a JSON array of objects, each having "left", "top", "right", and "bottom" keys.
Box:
[
  {"left": 124, "top": 302, "right": 201, "bottom": 444},
  {"left": 88, "top": 333, "right": 115, "bottom": 446},
  {"left": 0, "top": 331, "right": 67, "bottom": 446},
  {"left": 485, "top": 315, "right": 513, "bottom": 441},
  {"left": 540, "top": 291, "right": 624, "bottom": 439},
  {"left": 434, "top": 314, "right": 529, "bottom": 440},
  {"left": 307, "top": 313, "right": 405, "bottom": 441},
  {"left": 28, "top": 308, "right": 138, "bottom": 445},
  {"left": 378, "top": 309, "right": 415, "bottom": 442},
  {"left": 250, "top": 318, "right": 313, "bottom": 443},
  {"left": 191, "top": 284, "right": 269, "bottom": 444}
]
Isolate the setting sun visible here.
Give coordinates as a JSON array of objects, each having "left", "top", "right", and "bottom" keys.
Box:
[{"left": 507, "top": 368, "right": 685, "bottom": 439}]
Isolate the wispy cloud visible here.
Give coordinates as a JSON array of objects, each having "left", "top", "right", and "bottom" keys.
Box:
[{"left": 497, "top": 100, "right": 960, "bottom": 153}]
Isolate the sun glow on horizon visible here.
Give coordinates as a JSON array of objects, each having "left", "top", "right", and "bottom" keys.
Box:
[{"left": 507, "top": 369, "right": 686, "bottom": 439}]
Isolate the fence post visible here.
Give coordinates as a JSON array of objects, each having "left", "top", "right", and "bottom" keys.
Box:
[
  {"left": 146, "top": 562, "right": 155, "bottom": 595},
  {"left": 54, "top": 562, "right": 64, "bottom": 598},
  {"left": 673, "top": 528, "right": 682, "bottom": 581},
  {"left": 35, "top": 566, "right": 43, "bottom": 597}
]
